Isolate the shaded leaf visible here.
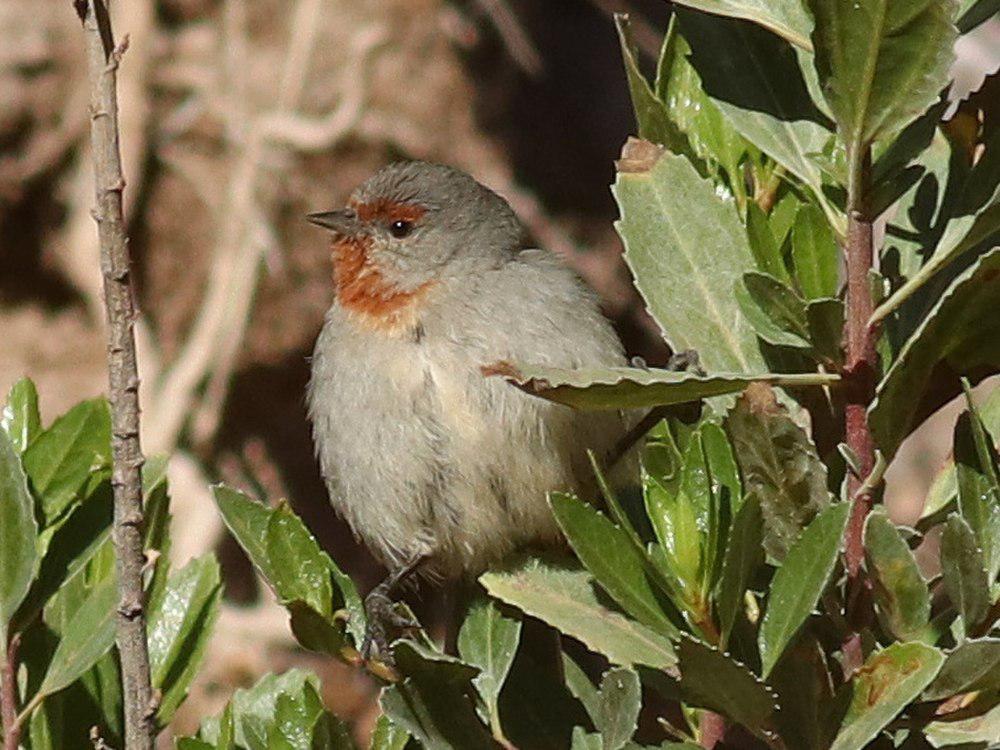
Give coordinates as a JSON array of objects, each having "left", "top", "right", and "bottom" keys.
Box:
[
  {"left": 954, "top": 391, "right": 1000, "bottom": 581},
  {"left": 2, "top": 377, "right": 41, "bottom": 453},
  {"left": 677, "top": 637, "right": 777, "bottom": 734},
  {"left": 870, "top": 248, "right": 1000, "bottom": 458},
  {"left": 494, "top": 363, "right": 837, "bottom": 411},
  {"left": 864, "top": 510, "right": 930, "bottom": 641},
  {"left": 670, "top": 0, "right": 814, "bottom": 50},
  {"left": 22, "top": 399, "right": 111, "bottom": 523},
  {"left": 369, "top": 714, "right": 410, "bottom": 750},
  {"left": 562, "top": 652, "right": 601, "bottom": 725},
  {"left": 457, "top": 595, "right": 521, "bottom": 737},
  {"left": 612, "top": 141, "right": 764, "bottom": 373},
  {"left": 146, "top": 554, "right": 222, "bottom": 725},
  {"left": 716, "top": 496, "right": 764, "bottom": 644},
  {"left": 551, "top": 493, "right": 678, "bottom": 635},
  {"left": 746, "top": 203, "right": 791, "bottom": 282},
  {"left": 924, "top": 637, "right": 1000, "bottom": 699},
  {"left": 829, "top": 642, "right": 945, "bottom": 750},
  {"left": 737, "top": 272, "right": 812, "bottom": 349},
  {"left": 770, "top": 635, "right": 840, "bottom": 750},
  {"left": 806, "top": 297, "right": 845, "bottom": 366},
  {"left": 925, "top": 701, "right": 1000, "bottom": 747},
  {"left": 596, "top": 667, "right": 641, "bottom": 750},
  {"left": 940, "top": 514, "right": 990, "bottom": 634},
  {"left": 808, "top": 0, "right": 957, "bottom": 184},
  {"left": 791, "top": 204, "right": 840, "bottom": 299},
  {"left": 36, "top": 571, "right": 117, "bottom": 701},
  {"left": 725, "top": 384, "right": 831, "bottom": 560},
  {"left": 759, "top": 502, "right": 850, "bottom": 678},
  {"left": 480, "top": 558, "right": 677, "bottom": 671},
  {"left": 678, "top": 10, "right": 836, "bottom": 217},
  {"left": 957, "top": 0, "right": 1000, "bottom": 32},
  {"left": 0, "top": 427, "right": 39, "bottom": 639}
]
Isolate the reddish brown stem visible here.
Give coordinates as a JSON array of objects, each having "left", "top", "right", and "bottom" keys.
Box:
[
  {"left": 1, "top": 635, "right": 21, "bottom": 750},
  {"left": 843, "top": 148, "right": 879, "bottom": 580}
]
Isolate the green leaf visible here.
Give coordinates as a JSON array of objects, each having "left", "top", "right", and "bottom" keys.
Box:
[
  {"left": 266, "top": 503, "right": 334, "bottom": 619},
  {"left": 146, "top": 554, "right": 222, "bottom": 725},
  {"left": 924, "top": 637, "right": 1000, "bottom": 699},
  {"left": 457, "top": 595, "right": 521, "bottom": 738},
  {"left": 725, "top": 384, "right": 831, "bottom": 560},
  {"left": 551, "top": 493, "right": 678, "bottom": 635},
  {"left": 954, "top": 391, "right": 1000, "bottom": 581},
  {"left": 737, "top": 272, "right": 812, "bottom": 349},
  {"left": 480, "top": 558, "right": 677, "bottom": 671},
  {"left": 807, "top": 0, "right": 957, "bottom": 188},
  {"left": 770, "top": 635, "right": 839, "bottom": 750},
  {"left": 36, "top": 571, "right": 117, "bottom": 702},
  {"left": 2, "top": 377, "right": 41, "bottom": 453},
  {"left": 957, "top": 0, "right": 1000, "bottom": 32},
  {"left": 829, "top": 642, "right": 945, "bottom": 750},
  {"left": 759, "top": 502, "right": 850, "bottom": 678},
  {"left": 806, "top": 298, "right": 845, "bottom": 366},
  {"left": 613, "top": 142, "right": 764, "bottom": 373},
  {"left": 0, "top": 427, "right": 39, "bottom": 639},
  {"left": 940, "top": 514, "right": 990, "bottom": 634},
  {"left": 22, "top": 399, "right": 111, "bottom": 523},
  {"left": 615, "top": 15, "right": 697, "bottom": 163},
  {"left": 562, "top": 653, "right": 601, "bottom": 726},
  {"left": 596, "top": 667, "right": 641, "bottom": 750},
  {"left": 381, "top": 642, "right": 492, "bottom": 750},
  {"left": 925, "top": 701, "right": 1000, "bottom": 747},
  {"left": 494, "top": 364, "right": 838, "bottom": 411},
  {"left": 716, "top": 496, "right": 764, "bottom": 644},
  {"left": 871, "top": 248, "right": 1000, "bottom": 457},
  {"left": 677, "top": 10, "right": 837, "bottom": 220},
  {"left": 677, "top": 637, "right": 777, "bottom": 734},
  {"left": 863, "top": 510, "right": 930, "bottom": 641},
  {"left": 791, "top": 205, "right": 840, "bottom": 299},
  {"left": 369, "top": 714, "right": 410, "bottom": 750},
  {"left": 670, "top": 0, "right": 814, "bottom": 50},
  {"left": 746, "top": 203, "right": 792, "bottom": 282}
]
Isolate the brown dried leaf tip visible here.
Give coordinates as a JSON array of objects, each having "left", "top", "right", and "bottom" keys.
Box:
[{"left": 616, "top": 137, "right": 665, "bottom": 174}]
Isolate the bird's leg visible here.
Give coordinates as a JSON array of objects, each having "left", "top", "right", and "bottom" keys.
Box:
[{"left": 361, "top": 554, "right": 426, "bottom": 663}]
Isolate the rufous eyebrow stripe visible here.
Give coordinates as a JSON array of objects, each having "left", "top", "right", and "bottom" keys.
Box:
[{"left": 349, "top": 198, "right": 427, "bottom": 225}]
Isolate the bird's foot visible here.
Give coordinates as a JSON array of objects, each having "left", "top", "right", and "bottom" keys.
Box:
[
  {"left": 359, "top": 555, "right": 426, "bottom": 666},
  {"left": 666, "top": 349, "right": 705, "bottom": 374}
]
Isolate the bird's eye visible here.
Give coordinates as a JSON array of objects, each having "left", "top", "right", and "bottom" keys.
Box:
[{"left": 389, "top": 220, "right": 414, "bottom": 239}]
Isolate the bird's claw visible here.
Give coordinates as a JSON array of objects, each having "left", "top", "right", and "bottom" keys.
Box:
[{"left": 360, "top": 586, "right": 419, "bottom": 664}]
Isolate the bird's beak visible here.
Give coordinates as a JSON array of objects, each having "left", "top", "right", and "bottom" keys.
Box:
[{"left": 306, "top": 208, "right": 360, "bottom": 235}]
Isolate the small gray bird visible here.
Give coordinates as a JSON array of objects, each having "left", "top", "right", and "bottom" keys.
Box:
[{"left": 306, "top": 162, "right": 629, "bottom": 658}]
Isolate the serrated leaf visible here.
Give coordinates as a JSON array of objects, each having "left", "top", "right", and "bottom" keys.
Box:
[
  {"left": 954, "top": 392, "right": 1000, "bottom": 581},
  {"left": 759, "top": 502, "right": 850, "bottom": 677},
  {"left": 829, "top": 642, "right": 945, "bottom": 750},
  {"left": 551, "top": 493, "right": 678, "bottom": 635},
  {"left": 225, "top": 669, "right": 322, "bottom": 750},
  {"left": 457, "top": 595, "right": 521, "bottom": 737},
  {"left": 678, "top": 637, "right": 777, "bottom": 734},
  {"left": 0, "top": 427, "right": 39, "bottom": 640},
  {"left": 864, "top": 510, "right": 930, "bottom": 641},
  {"left": 716, "top": 496, "right": 764, "bottom": 644},
  {"left": 871, "top": 247, "right": 1000, "bottom": 458},
  {"left": 677, "top": 10, "right": 836, "bottom": 216},
  {"left": 940, "top": 514, "right": 990, "bottom": 634},
  {"left": 613, "top": 142, "right": 764, "bottom": 373},
  {"left": 266, "top": 504, "right": 334, "bottom": 619},
  {"left": 808, "top": 0, "right": 957, "bottom": 187},
  {"left": 596, "top": 667, "right": 641, "bottom": 750},
  {"left": 480, "top": 558, "right": 677, "bottom": 671},
  {"left": 494, "top": 364, "right": 838, "bottom": 411},
  {"left": 924, "top": 637, "right": 1000, "bottom": 699},
  {"left": 2, "top": 377, "right": 41, "bottom": 453},
  {"left": 670, "top": 0, "right": 814, "bottom": 50},
  {"left": 22, "top": 399, "right": 111, "bottom": 523},
  {"left": 791, "top": 204, "right": 840, "bottom": 299},
  {"left": 36, "top": 571, "right": 117, "bottom": 701},
  {"left": 725, "top": 384, "right": 831, "bottom": 560},
  {"left": 147, "top": 554, "right": 222, "bottom": 725},
  {"left": 770, "top": 635, "right": 840, "bottom": 750}
]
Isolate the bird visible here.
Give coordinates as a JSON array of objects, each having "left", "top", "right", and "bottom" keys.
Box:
[{"left": 306, "top": 161, "right": 631, "bottom": 660}]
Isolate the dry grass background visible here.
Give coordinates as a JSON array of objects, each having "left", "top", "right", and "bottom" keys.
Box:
[{"left": 0, "top": 0, "right": 996, "bottom": 743}]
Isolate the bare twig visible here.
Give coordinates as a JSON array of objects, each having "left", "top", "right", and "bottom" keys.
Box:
[
  {"left": 76, "top": 1, "right": 154, "bottom": 747},
  {"left": 1, "top": 635, "right": 21, "bottom": 750},
  {"left": 472, "top": 0, "right": 544, "bottom": 77}
]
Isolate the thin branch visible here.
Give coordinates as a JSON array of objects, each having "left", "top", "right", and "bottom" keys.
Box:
[
  {"left": 1, "top": 635, "right": 21, "bottom": 750},
  {"left": 77, "top": 1, "right": 155, "bottom": 748}
]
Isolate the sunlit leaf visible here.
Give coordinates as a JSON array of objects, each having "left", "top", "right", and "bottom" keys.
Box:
[
  {"left": 2, "top": 377, "right": 41, "bottom": 453},
  {"left": 0, "top": 428, "right": 38, "bottom": 641},
  {"left": 864, "top": 510, "right": 930, "bottom": 641}
]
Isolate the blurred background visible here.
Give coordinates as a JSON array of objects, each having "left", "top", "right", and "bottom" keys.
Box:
[{"left": 1, "top": 0, "right": 997, "bottom": 743}]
